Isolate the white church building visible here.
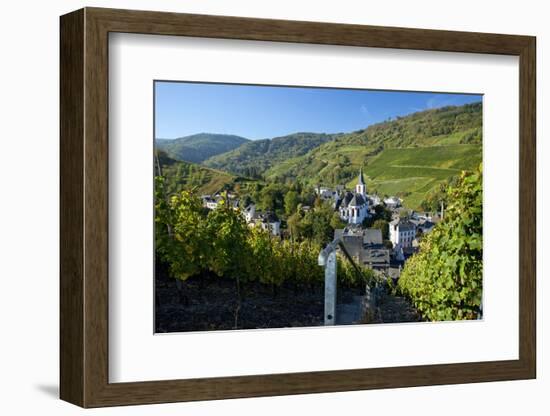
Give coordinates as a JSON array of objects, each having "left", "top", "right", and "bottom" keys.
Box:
[{"left": 338, "top": 169, "right": 370, "bottom": 225}]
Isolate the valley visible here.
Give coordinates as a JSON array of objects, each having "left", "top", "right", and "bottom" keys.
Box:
[
  {"left": 154, "top": 99, "right": 484, "bottom": 330},
  {"left": 157, "top": 102, "right": 482, "bottom": 211}
]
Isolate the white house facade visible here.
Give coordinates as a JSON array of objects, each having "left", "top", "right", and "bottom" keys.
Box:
[
  {"left": 259, "top": 212, "right": 281, "bottom": 236},
  {"left": 389, "top": 218, "right": 417, "bottom": 248},
  {"left": 243, "top": 204, "right": 257, "bottom": 223}
]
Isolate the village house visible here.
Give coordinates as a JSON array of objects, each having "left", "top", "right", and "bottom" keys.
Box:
[
  {"left": 389, "top": 218, "right": 417, "bottom": 249},
  {"left": 369, "top": 194, "right": 382, "bottom": 206},
  {"left": 258, "top": 212, "right": 281, "bottom": 236},
  {"left": 315, "top": 186, "right": 341, "bottom": 206},
  {"left": 242, "top": 204, "right": 281, "bottom": 236},
  {"left": 201, "top": 195, "right": 220, "bottom": 210},
  {"left": 334, "top": 225, "right": 390, "bottom": 272},
  {"left": 416, "top": 219, "right": 436, "bottom": 235},
  {"left": 384, "top": 196, "right": 402, "bottom": 209},
  {"left": 202, "top": 192, "right": 240, "bottom": 211},
  {"left": 409, "top": 212, "right": 436, "bottom": 235},
  {"left": 243, "top": 204, "right": 257, "bottom": 223}
]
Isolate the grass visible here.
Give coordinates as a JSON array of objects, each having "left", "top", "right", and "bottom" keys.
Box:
[
  {"left": 268, "top": 143, "right": 481, "bottom": 210},
  {"left": 344, "top": 145, "right": 482, "bottom": 209},
  {"left": 366, "top": 145, "right": 481, "bottom": 174},
  {"left": 415, "top": 128, "right": 479, "bottom": 146}
]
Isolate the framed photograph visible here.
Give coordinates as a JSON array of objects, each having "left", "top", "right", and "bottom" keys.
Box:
[{"left": 60, "top": 7, "right": 536, "bottom": 408}]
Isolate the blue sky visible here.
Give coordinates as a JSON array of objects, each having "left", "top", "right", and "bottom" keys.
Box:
[{"left": 155, "top": 81, "right": 482, "bottom": 140}]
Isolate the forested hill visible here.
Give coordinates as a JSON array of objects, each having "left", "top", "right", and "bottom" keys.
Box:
[
  {"left": 155, "top": 133, "right": 249, "bottom": 164},
  {"left": 156, "top": 151, "right": 242, "bottom": 196},
  {"left": 341, "top": 101, "right": 482, "bottom": 149},
  {"left": 157, "top": 102, "right": 482, "bottom": 209},
  {"left": 264, "top": 102, "right": 482, "bottom": 209},
  {"left": 202, "top": 132, "right": 338, "bottom": 178}
]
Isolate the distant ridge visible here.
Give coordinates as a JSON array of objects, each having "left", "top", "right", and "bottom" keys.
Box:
[
  {"left": 155, "top": 133, "right": 250, "bottom": 164},
  {"left": 203, "top": 132, "right": 338, "bottom": 177}
]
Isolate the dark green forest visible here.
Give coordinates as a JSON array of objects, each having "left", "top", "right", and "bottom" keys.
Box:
[
  {"left": 203, "top": 132, "right": 337, "bottom": 178},
  {"left": 156, "top": 133, "right": 249, "bottom": 163}
]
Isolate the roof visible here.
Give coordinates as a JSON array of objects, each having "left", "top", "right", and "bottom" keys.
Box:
[
  {"left": 340, "top": 235, "right": 364, "bottom": 260},
  {"left": 340, "top": 192, "right": 367, "bottom": 208},
  {"left": 419, "top": 221, "right": 435, "bottom": 230},
  {"left": 260, "top": 211, "right": 279, "bottom": 223},
  {"left": 339, "top": 192, "right": 354, "bottom": 208},
  {"left": 335, "top": 226, "right": 389, "bottom": 266},
  {"left": 363, "top": 248, "right": 390, "bottom": 265},
  {"left": 349, "top": 194, "right": 366, "bottom": 207},
  {"left": 338, "top": 234, "right": 389, "bottom": 266},
  {"left": 398, "top": 219, "right": 417, "bottom": 231},
  {"left": 363, "top": 228, "right": 383, "bottom": 246}
]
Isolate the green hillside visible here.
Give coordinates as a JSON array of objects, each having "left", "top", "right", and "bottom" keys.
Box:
[
  {"left": 203, "top": 132, "right": 337, "bottom": 177},
  {"left": 156, "top": 151, "right": 254, "bottom": 196},
  {"left": 347, "top": 145, "right": 481, "bottom": 209},
  {"left": 345, "top": 102, "right": 482, "bottom": 148},
  {"left": 157, "top": 103, "right": 482, "bottom": 210},
  {"left": 156, "top": 133, "right": 249, "bottom": 164},
  {"left": 264, "top": 103, "right": 482, "bottom": 209}
]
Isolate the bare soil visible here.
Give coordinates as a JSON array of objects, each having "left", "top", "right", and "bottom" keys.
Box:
[
  {"left": 155, "top": 267, "right": 421, "bottom": 333},
  {"left": 155, "top": 269, "right": 364, "bottom": 332}
]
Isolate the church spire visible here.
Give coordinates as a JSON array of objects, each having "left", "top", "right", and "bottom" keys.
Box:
[
  {"left": 358, "top": 167, "right": 365, "bottom": 185},
  {"left": 356, "top": 167, "right": 366, "bottom": 196}
]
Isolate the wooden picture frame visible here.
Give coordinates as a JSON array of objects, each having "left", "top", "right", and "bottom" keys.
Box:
[{"left": 60, "top": 7, "right": 536, "bottom": 408}]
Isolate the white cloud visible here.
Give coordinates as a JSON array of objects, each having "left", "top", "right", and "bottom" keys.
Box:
[{"left": 360, "top": 104, "right": 371, "bottom": 117}]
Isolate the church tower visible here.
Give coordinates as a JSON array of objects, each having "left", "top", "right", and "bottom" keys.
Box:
[{"left": 355, "top": 168, "right": 366, "bottom": 196}]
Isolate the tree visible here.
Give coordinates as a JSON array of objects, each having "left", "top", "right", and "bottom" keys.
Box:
[
  {"left": 206, "top": 198, "right": 251, "bottom": 280},
  {"left": 206, "top": 198, "right": 253, "bottom": 328},
  {"left": 284, "top": 190, "right": 300, "bottom": 216},
  {"left": 247, "top": 227, "right": 278, "bottom": 285},
  {"left": 313, "top": 195, "right": 322, "bottom": 209},
  {"left": 259, "top": 191, "right": 275, "bottom": 212},
  {"left": 420, "top": 175, "right": 460, "bottom": 213},
  {"left": 154, "top": 181, "right": 209, "bottom": 281},
  {"left": 287, "top": 212, "right": 302, "bottom": 240},
  {"left": 312, "top": 212, "right": 331, "bottom": 246},
  {"left": 330, "top": 212, "right": 346, "bottom": 230},
  {"left": 372, "top": 219, "right": 389, "bottom": 240},
  {"left": 398, "top": 165, "right": 483, "bottom": 321},
  {"left": 258, "top": 183, "right": 285, "bottom": 213},
  {"left": 373, "top": 204, "right": 392, "bottom": 222}
]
